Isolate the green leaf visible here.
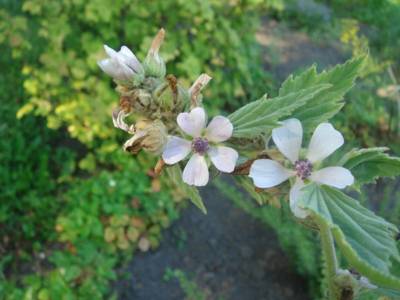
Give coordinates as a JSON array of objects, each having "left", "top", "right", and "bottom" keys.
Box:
[
  {"left": 229, "top": 84, "right": 331, "bottom": 138},
  {"left": 279, "top": 55, "right": 366, "bottom": 132},
  {"left": 165, "top": 165, "right": 207, "bottom": 214},
  {"left": 341, "top": 147, "right": 400, "bottom": 185},
  {"left": 369, "top": 287, "right": 400, "bottom": 298},
  {"left": 297, "top": 183, "right": 400, "bottom": 289}
]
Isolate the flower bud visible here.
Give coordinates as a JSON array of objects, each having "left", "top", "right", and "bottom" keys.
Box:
[
  {"left": 152, "top": 75, "right": 188, "bottom": 113},
  {"left": 124, "top": 120, "right": 168, "bottom": 155},
  {"left": 98, "top": 45, "right": 144, "bottom": 86},
  {"left": 143, "top": 29, "right": 166, "bottom": 78}
]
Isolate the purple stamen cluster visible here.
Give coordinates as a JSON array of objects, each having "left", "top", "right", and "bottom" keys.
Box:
[
  {"left": 294, "top": 159, "right": 313, "bottom": 180},
  {"left": 192, "top": 137, "right": 209, "bottom": 155}
]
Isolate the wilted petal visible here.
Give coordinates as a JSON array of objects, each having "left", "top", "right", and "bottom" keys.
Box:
[
  {"left": 123, "top": 130, "right": 147, "bottom": 154},
  {"left": 177, "top": 107, "right": 206, "bottom": 137},
  {"left": 205, "top": 116, "right": 233, "bottom": 142},
  {"left": 182, "top": 153, "right": 209, "bottom": 186},
  {"left": 289, "top": 179, "right": 310, "bottom": 219},
  {"left": 208, "top": 146, "right": 238, "bottom": 173},
  {"left": 112, "top": 108, "right": 134, "bottom": 133},
  {"left": 272, "top": 118, "right": 303, "bottom": 163},
  {"left": 189, "top": 73, "right": 212, "bottom": 101},
  {"left": 162, "top": 136, "right": 192, "bottom": 164},
  {"left": 307, "top": 123, "right": 344, "bottom": 163},
  {"left": 249, "top": 159, "right": 293, "bottom": 188},
  {"left": 310, "top": 166, "right": 354, "bottom": 189}
]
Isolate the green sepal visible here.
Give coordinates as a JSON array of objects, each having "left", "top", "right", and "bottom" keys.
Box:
[{"left": 143, "top": 54, "right": 166, "bottom": 78}]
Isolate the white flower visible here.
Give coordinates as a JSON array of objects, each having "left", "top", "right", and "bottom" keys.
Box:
[
  {"left": 98, "top": 45, "right": 144, "bottom": 82},
  {"left": 337, "top": 269, "right": 377, "bottom": 290},
  {"left": 162, "top": 107, "right": 239, "bottom": 186},
  {"left": 249, "top": 118, "right": 354, "bottom": 218}
]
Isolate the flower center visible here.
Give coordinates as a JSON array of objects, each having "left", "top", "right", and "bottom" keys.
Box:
[
  {"left": 192, "top": 137, "right": 209, "bottom": 155},
  {"left": 294, "top": 159, "right": 313, "bottom": 180}
]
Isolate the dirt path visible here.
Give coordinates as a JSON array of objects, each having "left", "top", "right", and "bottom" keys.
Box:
[
  {"left": 114, "top": 183, "right": 310, "bottom": 300},
  {"left": 256, "top": 19, "right": 347, "bottom": 81}
]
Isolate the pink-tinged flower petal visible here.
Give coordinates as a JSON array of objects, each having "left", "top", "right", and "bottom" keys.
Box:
[
  {"left": 272, "top": 118, "right": 303, "bottom": 163},
  {"left": 208, "top": 146, "right": 238, "bottom": 173},
  {"left": 307, "top": 123, "right": 344, "bottom": 163},
  {"left": 177, "top": 107, "right": 206, "bottom": 137},
  {"left": 310, "top": 166, "right": 354, "bottom": 189},
  {"left": 249, "top": 159, "right": 293, "bottom": 188},
  {"left": 182, "top": 153, "right": 209, "bottom": 186},
  {"left": 98, "top": 57, "right": 135, "bottom": 81},
  {"left": 104, "top": 44, "right": 118, "bottom": 58},
  {"left": 289, "top": 179, "right": 310, "bottom": 219},
  {"left": 162, "top": 136, "right": 191, "bottom": 164},
  {"left": 98, "top": 59, "right": 119, "bottom": 77},
  {"left": 205, "top": 116, "right": 233, "bottom": 142},
  {"left": 119, "top": 45, "right": 143, "bottom": 73}
]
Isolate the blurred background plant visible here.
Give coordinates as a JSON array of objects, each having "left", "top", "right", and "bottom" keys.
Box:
[{"left": 0, "top": 0, "right": 399, "bottom": 299}]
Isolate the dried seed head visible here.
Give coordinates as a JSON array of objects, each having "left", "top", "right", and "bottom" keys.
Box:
[{"left": 124, "top": 120, "right": 168, "bottom": 155}]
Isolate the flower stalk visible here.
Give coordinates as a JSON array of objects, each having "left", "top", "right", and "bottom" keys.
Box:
[{"left": 315, "top": 215, "right": 339, "bottom": 300}]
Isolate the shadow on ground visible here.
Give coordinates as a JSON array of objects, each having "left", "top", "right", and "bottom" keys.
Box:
[{"left": 114, "top": 184, "right": 310, "bottom": 300}]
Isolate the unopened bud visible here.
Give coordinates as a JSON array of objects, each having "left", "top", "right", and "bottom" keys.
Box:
[{"left": 143, "top": 28, "right": 166, "bottom": 78}]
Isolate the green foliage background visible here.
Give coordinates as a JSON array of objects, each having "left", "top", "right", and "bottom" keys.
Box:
[{"left": 1, "top": 0, "right": 399, "bottom": 299}]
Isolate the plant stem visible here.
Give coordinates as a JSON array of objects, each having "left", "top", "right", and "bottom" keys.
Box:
[{"left": 316, "top": 216, "right": 339, "bottom": 300}]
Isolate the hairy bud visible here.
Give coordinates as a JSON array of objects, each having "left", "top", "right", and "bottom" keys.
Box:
[{"left": 143, "top": 28, "right": 166, "bottom": 78}]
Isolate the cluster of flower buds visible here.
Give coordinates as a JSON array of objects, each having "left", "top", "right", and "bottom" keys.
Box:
[{"left": 98, "top": 29, "right": 212, "bottom": 156}]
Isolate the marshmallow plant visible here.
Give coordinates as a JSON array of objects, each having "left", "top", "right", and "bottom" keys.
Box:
[{"left": 98, "top": 29, "right": 400, "bottom": 300}]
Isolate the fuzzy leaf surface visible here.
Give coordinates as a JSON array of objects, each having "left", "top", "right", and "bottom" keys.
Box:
[
  {"left": 279, "top": 56, "right": 366, "bottom": 132},
  {"left": 297, "top": 183, "right": 400, "bottom": 289},
  {"left": 341, "top": 147, "right": 400, "bottom": 185},
  {"left": 229, "top": 84, "right": 331, "bottom": 138}
]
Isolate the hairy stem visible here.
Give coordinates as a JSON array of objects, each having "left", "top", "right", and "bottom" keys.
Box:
[{"left": 316, "top": 216, "right": 339, "bottom": 300}]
